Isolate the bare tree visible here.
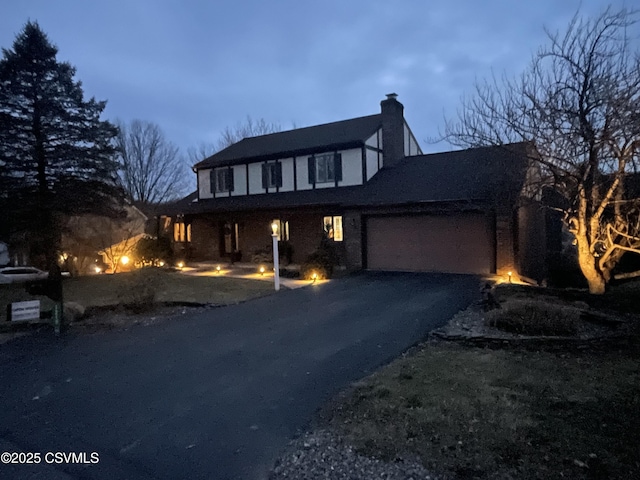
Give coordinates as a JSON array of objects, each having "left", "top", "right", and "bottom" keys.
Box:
[
  {"left": 116, "top": 120, "right": 188, "bottom": 206},
  {"left": 444, "top": 7, "right": 640, "bottom": 294},
  {"left": 217, "top": 116, "right": 282, "bottom": 150},
  {"left": 187, "top": 116, "right": 282, "bottom": 166},
  {"left": 186, "top": 142, "right": 218, "bottom": 168}
]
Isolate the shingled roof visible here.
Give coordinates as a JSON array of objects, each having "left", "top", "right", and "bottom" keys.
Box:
[
  {"left": 168, "top": 143, "right": 531, "bottom": 215},
  {"left": 194, "top": 114, "right": 382, "bottom": 169},
  {"left": 360, "top": 142, "right": 531, "bottom": 206}
]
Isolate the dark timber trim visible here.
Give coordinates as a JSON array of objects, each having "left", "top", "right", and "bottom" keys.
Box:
[
  {"left": 361, "top": 147, "right": 367, "bottom": 183},
  {"left": 293, "top": 156, "right": 297, "bottom": 191}
]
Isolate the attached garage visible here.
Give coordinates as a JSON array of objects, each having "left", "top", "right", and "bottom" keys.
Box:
[{"left": 366, "top": 213, "right": 495, "bottom": 274}]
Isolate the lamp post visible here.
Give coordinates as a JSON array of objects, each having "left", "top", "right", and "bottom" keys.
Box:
[{"left": 271, "top": 222, "right": 280, "bottom": 291}]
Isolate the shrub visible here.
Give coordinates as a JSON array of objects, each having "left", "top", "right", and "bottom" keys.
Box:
[
  {"left": 251, "top": 246, "right": 272, "bottom": 264},
  {"left": 485, "top": 299, "right": 580, "bottom": 336},
  {"left": 300, "top": 242, "right": 338, "bottom": 280},
  {"left": 251, "top": 242, "right": 293, "bottom": 265},
  {"left": 135, "top": 236, "right": 173, "bottom": 266},
  {"left": 115, "top": 269, "right": 165, "bottom": 313}
]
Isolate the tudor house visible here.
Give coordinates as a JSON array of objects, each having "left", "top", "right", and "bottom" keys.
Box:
[{"left": 164, "top": 94, "right": 546, "bottom": 280}]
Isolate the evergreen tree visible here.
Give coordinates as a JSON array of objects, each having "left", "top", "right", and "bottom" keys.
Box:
[{"left": 0, "top": 21, "right": 123, "bottom": 269}]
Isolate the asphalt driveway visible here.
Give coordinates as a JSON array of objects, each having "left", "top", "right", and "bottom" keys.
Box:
[{"left": 0, "top": 272, "right": 479, "bottom": 480}]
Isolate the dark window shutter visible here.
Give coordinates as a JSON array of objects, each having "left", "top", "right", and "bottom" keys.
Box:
[
  {"left": 228, "top": 168, "right": 234, "bottom": 192},
  {"left": 307, "top": 157, "right": 315, "bottom": 184},
  {"left": 210, "top": 169, "right": 216, "bottom": 193},
  {"left": 262, "top": 164, "right": 268, "bottom": 189},
  {"left": 276, "top": 162, "right": 283, "bottom": 187},
  {"left": 334, "top": 153, "right": 343, "bottom": 182}
]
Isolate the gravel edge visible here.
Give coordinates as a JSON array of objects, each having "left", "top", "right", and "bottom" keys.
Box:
[{"left": 269, "top": 429, "right": 440, "bottom": 480}]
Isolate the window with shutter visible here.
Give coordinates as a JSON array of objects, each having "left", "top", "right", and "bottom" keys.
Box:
[
  {"left": 313, "top": 153, "right": 342, "bottom": 183},
  {"left": 263, "top": 162, "right": 282, "bottom": 188},
  {"left": 213, "top": 168, "right": 233, "bottom": 193}
]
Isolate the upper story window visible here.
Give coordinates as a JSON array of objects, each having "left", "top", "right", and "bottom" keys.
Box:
[
  {"left": 308, "top": 153, "right": 342, "bottom": 184},
  {"left": 211, "top": 168, "right": 234, "bottom": 193},
  {"left": 262, "top": 162, "right": 282, "bottom": 188}
]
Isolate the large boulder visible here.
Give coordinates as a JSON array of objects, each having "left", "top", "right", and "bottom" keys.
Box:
[{"left": 63, "top": 302, "right": 85, "bottom": 323}]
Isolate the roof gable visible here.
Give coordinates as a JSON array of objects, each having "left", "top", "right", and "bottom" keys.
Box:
[{"left": 195, "top": 114, "right": 382, "bottom": 169}]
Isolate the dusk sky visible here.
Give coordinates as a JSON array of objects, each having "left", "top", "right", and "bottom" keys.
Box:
[{"left": 1, "top": 1, "right": 635, "bottom": 166}]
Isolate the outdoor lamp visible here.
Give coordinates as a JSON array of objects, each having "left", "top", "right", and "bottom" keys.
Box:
[
  {"left": 312, "top": 272, "right": 318, "bottom": 282},
  {"left": 121, "top": 255, "right": 130, "bottom": 265},
  {"left": 260, "top": 266, "right": 265, "bottom": 276},
  {"left": 271, "top": 224, "right": 280, "bottom": 291},
  {"left": 507, "top": 271, "right": 513, "bottom": 283},
  {"left": 216, "top": 265, "right": 221, "bottom": 273}
]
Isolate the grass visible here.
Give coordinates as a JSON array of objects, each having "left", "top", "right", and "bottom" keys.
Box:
[
  {"left": 0, "top": 269, "right": 274, "bottom": 322},
  {"left": 486, "top": 299, "right": 581, "bottom": 336},
  {"left": 496, "top": 279, "right": 640, "bottom": 315},
  {"left": 321, "top": 343, "right": 640, "bottom": 479}
]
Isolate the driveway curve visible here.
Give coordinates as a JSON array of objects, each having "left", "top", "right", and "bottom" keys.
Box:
[{"left": 0, "top": 272, "right": 479, "bottom": 480}]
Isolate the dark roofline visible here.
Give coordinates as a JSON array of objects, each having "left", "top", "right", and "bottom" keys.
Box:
[
  {"left": 197, "top": 140, "right": 366, "bottom": 168},
  {"left": 194, "top": 114, "right": 382, "bottom": 169},
  {"left": 398, "top": 141, "right": 534, "bottom": 163}
]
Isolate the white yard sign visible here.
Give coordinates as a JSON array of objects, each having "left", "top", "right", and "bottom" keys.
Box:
[{"left": 10, "top": 300, "right": 40, "bottom": 322}]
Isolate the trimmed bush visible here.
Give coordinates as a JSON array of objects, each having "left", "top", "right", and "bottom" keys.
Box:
[
  {"left": 300, "top": 242, "right": 338, "bottom": 280},
  {"left": 485, "top": 299, "right": 580, "bottom": 336},
  {"left": 115, "top": 269, "right": 165, "bottom": 313},
  {"left": 251, "top": 246, "right": 272, "bottom": 264},
  {"left": 135, "top": 236, "right": 173, "bottom": 266}
]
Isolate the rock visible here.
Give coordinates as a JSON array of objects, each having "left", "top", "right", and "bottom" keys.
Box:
[{"left": 63, "top": 301, "right": 85, "bottom": 322}]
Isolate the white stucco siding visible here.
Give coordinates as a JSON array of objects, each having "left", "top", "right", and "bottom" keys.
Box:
[
  {"left": 296, "top": 157, "right": 312, "bottom": 190},
  {"left": 366, "top": 148, "right": 379, "bottom": 181},
  {"left": 248, "top": 163, "right": 265, "bottom": 194},
  {"left": 231, "top": 164, "right": 247, "bottom": 196},
  {"left": 404, "top": 121, "right": 422, "bottom": 156},
  {"left": 365, "top": 130, "right": 379, "bottom": 148},
  {"left": 279, "top": 158, "right": 295, "bottom": 192},
  {"left": 296, "top": 148, "right": 364, "bottom": 189},
  {"left": 198, "top": 169, "right": 212, "bottom": 199},
  {"left": 339, "top": 148, "right": 363, "bottom": 186}
]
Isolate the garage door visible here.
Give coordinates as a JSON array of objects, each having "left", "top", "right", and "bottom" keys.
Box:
[{"left": 366, "top": 214, "right": 494, "bottom": 274}]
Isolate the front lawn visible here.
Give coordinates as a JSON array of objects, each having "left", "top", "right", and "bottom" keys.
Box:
[
  {"left": 0, "top": 269, "right": 274, "bottom": 322},
  {"left": 321, "top": 343, "right": 640, "bottom": 479},
  {"left": 316, "top": 280, "right": 640, "bottom": 479}
]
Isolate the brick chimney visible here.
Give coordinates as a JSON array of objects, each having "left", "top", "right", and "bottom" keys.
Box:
[{"left": 380, "top": 93, "right": 405, "bottom": 168}]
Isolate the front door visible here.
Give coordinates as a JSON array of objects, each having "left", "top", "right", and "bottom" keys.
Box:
[{"left": 220, "top": 222, "right": 240, "bottom": 257}]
